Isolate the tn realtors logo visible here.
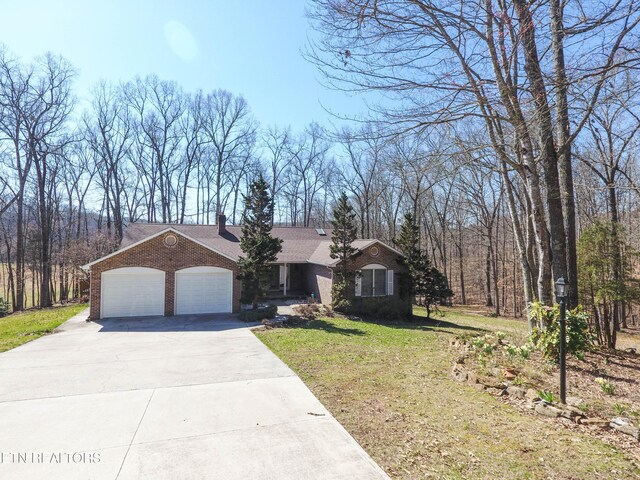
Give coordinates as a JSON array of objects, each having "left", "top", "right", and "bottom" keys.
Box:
[{"left": 0, "top": 451, "right": 100, "bottom": 464}]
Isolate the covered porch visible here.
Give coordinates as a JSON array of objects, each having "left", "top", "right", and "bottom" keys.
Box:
[{"left": 266, "top": 263, "right": 311, "bottom": 299}]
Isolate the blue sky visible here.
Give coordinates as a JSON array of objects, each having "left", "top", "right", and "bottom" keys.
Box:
[{"left": 1, "top": 0, "right": 366, "bottom": 130}]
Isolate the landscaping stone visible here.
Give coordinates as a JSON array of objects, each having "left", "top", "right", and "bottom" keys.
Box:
[
  {"left": 505, "top": 386, "right": 526, "bottom": 399},
  {"left": 558, "top": 405, "right": 584, "bottom": 422},
  {"left": 451, "top": 364, "right": 468, "bottom": 383},
  {"left": 565, "top": 405, "right": 585, "bottom": 416},
  {"left": 610, "top": 417, "right": 640, "bottom": 441},
  {"left": 486, "top": 380, "right": 507, "bottom": 390},
  {"left": 581, "top": 418, "right": 610, "bottom": 428},
  {"left": 455, "top": 355, "right": 467, "bottom": 364},
  {"left": 525, "top": 388, "right": 540, "bottom": 403},
  {"left": 566, "top": 396, "right": 584, "bottom": 408},
  {"left": 534, "top": 401, "right": 564, "bottom": 418}
]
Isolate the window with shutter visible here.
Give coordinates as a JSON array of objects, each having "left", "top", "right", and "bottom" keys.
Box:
[{"left": 360, "top": 265, "right": 388, "bottom": 296}]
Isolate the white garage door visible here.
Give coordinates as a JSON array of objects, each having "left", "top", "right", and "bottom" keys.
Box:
[
  {"left": 101, "top": 267, "right": 165, "bottom": 318},
  {"left": 175, "top": 266, "right": 233, "bottom": 315}
]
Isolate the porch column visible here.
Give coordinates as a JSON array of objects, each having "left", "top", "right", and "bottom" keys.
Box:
[{"left": 284, "top": 263, "right": 288, "bottom": 296}]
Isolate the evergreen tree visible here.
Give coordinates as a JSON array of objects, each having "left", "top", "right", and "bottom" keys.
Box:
[
  {"left": 394, "top": 212, "right": 423, "bottom": 298},
  {"left": 237, "top": 176, "right": 283, "bottom": 309},
  {"left": 394, "top": 212, "right": 453, "bottom": 318},
  {"left": 329, "top": 192, "right": 358, "bottom": 310},
  {"left": 422, "top": 266, "right": 453, "bottom": 319}
]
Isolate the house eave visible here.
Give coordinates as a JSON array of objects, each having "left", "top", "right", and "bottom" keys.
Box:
[{"left": 81, "top": 227, "right": 238, "bottom": 270}]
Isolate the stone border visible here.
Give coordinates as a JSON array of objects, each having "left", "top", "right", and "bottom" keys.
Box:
[{"left": 451, "top": 362, "right": 640, "bottom": 443}]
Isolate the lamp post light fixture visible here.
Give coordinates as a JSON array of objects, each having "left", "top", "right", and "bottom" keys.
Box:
[{"left": 555, "top": 277, "right": 567, "bottom": 404}]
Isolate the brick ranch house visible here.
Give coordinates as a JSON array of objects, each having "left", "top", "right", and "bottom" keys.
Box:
[{"left": 83, "top": 215, "right": 408, "bottom": 319}]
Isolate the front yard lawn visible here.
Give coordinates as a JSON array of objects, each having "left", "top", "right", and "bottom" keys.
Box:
[
  {"left": 255, "top": 307, "right": 640, "bottom": 479},
  {"left": 0, "top": 303, "right": 88, "bottom": 352}
]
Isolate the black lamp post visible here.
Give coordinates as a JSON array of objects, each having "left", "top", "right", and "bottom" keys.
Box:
[{"left": 555, "top": 277, "right": 567, "bottom": 404}]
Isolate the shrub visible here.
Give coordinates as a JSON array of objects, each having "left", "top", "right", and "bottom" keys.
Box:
[
  {"left": 239, "top": 304, "right": 278, "bottom": 322},
  {"left": 0, "top": 298, "right": 9, "bottom": 318},
  {"left": 292, "top": 303, "right": 335, "bottom": 320},
  {"left": 344, "top": 297, "right": 411, "bottom": 320},
  {"left": 293, "top": 303, "right": 320, "bottom": 318},
  {"left": 331, "top": 280, "right": 353, "bottom": 312},
  {"left": 529, "top": 302, "right": 594, "bottom": 362}
]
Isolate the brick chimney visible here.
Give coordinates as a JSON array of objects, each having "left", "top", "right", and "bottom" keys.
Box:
[{"left": 218, "top": 213, "right": 227, "bottom": 235}]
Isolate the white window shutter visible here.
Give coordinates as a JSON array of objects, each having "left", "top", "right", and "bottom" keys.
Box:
[
  {"left": 355, "top": 271, "right": 362, "bottom": 297},
  {"left": 387, "top": 269, "right": 394, "bottom": 296}
]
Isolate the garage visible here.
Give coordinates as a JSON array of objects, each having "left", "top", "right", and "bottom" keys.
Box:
[
  {"left": 175, "top": 266, "right": 233, "bottom": 315},
  {"left": 101, "top": 267, "right": 166, "bottom": 318}
]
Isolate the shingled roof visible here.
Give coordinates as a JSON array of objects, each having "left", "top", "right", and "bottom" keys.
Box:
[
  {"left": 119, "top": 223, "right": 332, "bottom": 264},
  {"left": 307, "top": 239, "right": 381, "bottom": 266},
  {"left": 114, "top": 223, "right": 400, "bottom": 266}
]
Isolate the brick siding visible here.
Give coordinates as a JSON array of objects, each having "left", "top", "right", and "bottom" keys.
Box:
[
  {"left": 89, "top": 231, "right": 241, "bottom": 319},
  {"left": 305, "top": 242, "right": 409, "bottom": 308},
  {"left": 304, "top": 263, "right": 333, "bottom": 304},
  {"left": 343, "top": 242, "right": 409, "bottom": 304},
  {"left": 352, "top": 243, "right": 405, "bottom": 294}
]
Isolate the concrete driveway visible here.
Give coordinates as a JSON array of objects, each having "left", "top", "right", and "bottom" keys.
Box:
[{"left": 0, "top": 310, "right": 389, "bottom": 480}]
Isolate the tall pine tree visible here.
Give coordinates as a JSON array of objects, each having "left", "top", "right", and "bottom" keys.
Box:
[
  {"left": 394, "top": 212, "right": 453, "bottom": 318},
  {"left": 394, "top": 212, "right": 423, "bottom": 298},
  {"left": 330, "top": 192, "right": 358, "bottom": 310},
  {"left": 237, "top": 176, "right": 283, "bottom": 309}
]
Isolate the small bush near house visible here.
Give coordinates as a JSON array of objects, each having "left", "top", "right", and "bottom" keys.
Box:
[
  {"left": 344, "top": 297, "right": 411, "bottom": 321},
  {"left": 293, "top": 303, "right": 320, "bottom": 318},
  {"left": 529, "top": 302, "right": 594, "bottom": 362},
  {"left": 330, "top": 280, "right": 353, "bottom": 312},
  {"left": 239, "top": 304, "right": 277, "bottom": 322}
]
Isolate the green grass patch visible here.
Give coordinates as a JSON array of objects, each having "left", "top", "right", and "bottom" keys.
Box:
[
  {"left": 0, "top": 304, "right": 88, "bottom": 352},
  {"left": 256, "top": 307, "right": 639, "bottom": 479}
]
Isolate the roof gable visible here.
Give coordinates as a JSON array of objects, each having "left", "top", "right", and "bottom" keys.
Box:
[
  {"left": 307, "top": 239, "right": 404, "bottom": 267},
  {"left": 84, "top": 223, "right": 402, "bottom": 268},
  {"left": 81, "top": 227, "right": 236, "bottom": 269}
]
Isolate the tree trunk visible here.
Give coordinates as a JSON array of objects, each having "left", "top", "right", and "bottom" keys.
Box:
[
  {"left": 485, "top": 244, "right": 493, "bottom": 307},
  {"left": 551, "top": 0, "right": 579, "bottom": 310},
  {"left": 608, "top": 180, "right": 624, "bottom": 335},
  {"left": 15, "top": 196, "right": 25, "bottom": 311},
  {"left": 457, "top": 227, "right": 466, "bottom": 305},
  {"left": 514, "top": 0, "right": 568, "bottom": 300}
]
